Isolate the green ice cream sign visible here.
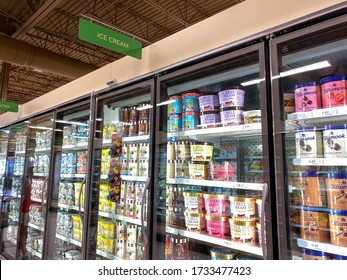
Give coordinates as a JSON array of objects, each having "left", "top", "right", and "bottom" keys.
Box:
[
  {"left": 0, "top": 101, "right": 18, "bottom": 112},
  {"left": 78, "top": 18, "right": 142, "bottom": 59}
]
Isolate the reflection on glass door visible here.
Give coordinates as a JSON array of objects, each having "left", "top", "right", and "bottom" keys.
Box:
[
  {"left": 271, "top": 15, "right": 347, "bottom": 260},
  {"left": 88, "top": 82, "right": 154, "bottom": 260},
  {"left": 21, "top": 115, "right": 53, "bottom": 260},
  {"left": 154, "top": 44, "right": 273, "bottom": 260},
  {"left": 0, "top": 128, "right": 10, "bottom": 255},
  {"left": 0, "top": 122, "right": 28, "bottom": 259},
  {"left": 45, "top": 103, "right": 91, "bottom": 260}
]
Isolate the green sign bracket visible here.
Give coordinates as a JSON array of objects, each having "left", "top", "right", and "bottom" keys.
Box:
[{"left": 78, "top": 18, "right": 142, "bottom": 59}]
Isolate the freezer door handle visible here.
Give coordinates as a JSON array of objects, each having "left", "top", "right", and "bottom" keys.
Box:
[
  {"left": 260, "top": 183, "right": 269, "bottom": 259},
  {"left": 140, "top": 178, "right": 150, "bottom": 252}
]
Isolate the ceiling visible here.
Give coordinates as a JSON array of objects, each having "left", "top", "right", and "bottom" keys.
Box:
[{"left": 0, "top": 0, "right": 245, "bottom": 105}]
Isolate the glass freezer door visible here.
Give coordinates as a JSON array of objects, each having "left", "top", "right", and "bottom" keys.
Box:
[
  {"left": 154, "top": 43, "right": 273, "bottom": 260},
  {"left": 0, "top": 122, "right": 28, "bottom": 259},
  {"left": 0, "top": 128, "right": 10, "bottom": 253},
  {"left": 87, "top": 81, "right": 154, "bottom": 260},
  {"left": 21, "top": 115, "right": 54, "bottom": 260},
  {"left": 45, "top": 102, "right": 91, "bottom": 260},
  {"left": 271, "top": 14, "right": 347, "bottom": 260}
]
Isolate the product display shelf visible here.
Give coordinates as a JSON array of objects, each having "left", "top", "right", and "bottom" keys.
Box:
[
  {"left": 58, "top": 203, "right": 84, "bottom": 212},
  {"left": 293, "top": 158, "right": 347, "bottom": 166},
  {"left": 297, "top": 238, "right": 347, "bottom": 257},
  {"left": 62, "top": 143, "right": 88, "bottom": 151},
  {"left": 98, "top": 211, "right": 146, "bottom": 227},
  {"left": 167, "top": 123, "right": 262, "bottom": 140},
  {"left": 287, "top": 106, "right": 347, "bottom": 127},
  {"left": 166, "top": 178, "right": 264, "bottom": 191},
  {"left": 96, "top": 250, "right": 121, "bottom": 260},
  {"left": 166, "top": 226, "right": 263, "bottom": 256},
  {"left": 28, "top": 222, "right": 44, "bottom": 232},
  {"left": 103, "top": 135, "right": 150, "bottom": 146},
  {"left": 33, "top": 173, "right": 48, "bottom": 177},
  {"left": 55, "top": 233, "right": 82, "bottom": 247},
  {"left": 15, "top": 150, "right": 25, "bottom": 155},
  {"left": 26, "top": 246, "right": 42, "bottom": 259},
  {"left": 60, "top": 174, "right": 86, "bottom": 179},
  {"left": 34, "top": 147, "right": 50, "bottom": 153}
]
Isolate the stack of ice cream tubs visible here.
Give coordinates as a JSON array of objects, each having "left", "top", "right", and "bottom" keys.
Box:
[{"left": 167, "top": 88, "right": 262, "bottom": 132}]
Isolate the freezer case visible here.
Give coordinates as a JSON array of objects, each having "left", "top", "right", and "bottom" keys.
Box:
[
  {"left": 44, "top": 101, "right": 92, "bottom": 260},
  {"left": 21, "top": 114, "right": 54, "bottom": 260},
  {"left": 86, "top": 81, "right": 154, "bottom": 260},
  {"left": 0, "top": 122, "right": 28, "bottom": 259},
  {"left": 271, "top": 13, "right": 347, "bottom": 260},
  {"left": 153, "top": 43, "right": 274, "bottom": 260}
]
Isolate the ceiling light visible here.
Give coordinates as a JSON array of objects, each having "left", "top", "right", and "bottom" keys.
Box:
[
  {"left": 241, "top": 78, "right": 265, "bottom": 86},
  {"left": 279, "top": 60, "right": 331, "bottom": 77}
]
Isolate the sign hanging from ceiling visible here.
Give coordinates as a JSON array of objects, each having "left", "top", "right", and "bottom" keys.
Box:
[
  {"left": 0, "top": 100, "right": 18, "bottom": 112},
  {"left": 78, "top": 18, "right": 142, "bottom": 59}
]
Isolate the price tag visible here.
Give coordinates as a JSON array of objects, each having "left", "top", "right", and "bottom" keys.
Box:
[
  {"left": 297, "top": 112, "right": 312, "bottom": 119},
  {"left": 235, "top": 183, "right": 245, "bottom": 189},
  {"left": 308, "top": 242, "right": 327, "bottom": 252},
  {"left": 169, "top": 136, "right": 177, "bottom": 142},
  {"left": 222, "top": 240, "right": 232, "bottom": 247},
  {"left": 308, "top": 158, "right": 324, "bottom": 165},
  {"left": 320, "top": 108, "right": 337, "bottom": 116},
  {"left": 243, "top": 124, "right": 253, "bottom": 130},
  {"left": 297, "top": 239, "right": 309, "bottom": 248},
  {"left": 166, "top": 227, "right": 178, "bottom": 235}
]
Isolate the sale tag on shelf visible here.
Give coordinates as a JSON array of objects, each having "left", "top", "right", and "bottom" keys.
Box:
[
  {"left": 319, "top": 108, "right": 338, "bottom": 116},
  {"left": 297, "top": 111, "right": 312, "bottom": 119}
]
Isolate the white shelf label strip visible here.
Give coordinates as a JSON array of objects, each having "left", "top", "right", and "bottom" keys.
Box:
[
  {"left": 293, "top": 158, "right": 347, "bottom": 166},
  {"left": 166, "top": 227, "right": 263, "bottom": 256},
  {"left": 297, "top": 239, "right": 347, "bottom": 257}
]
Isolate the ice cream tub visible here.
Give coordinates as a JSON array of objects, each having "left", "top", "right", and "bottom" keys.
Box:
[
  {"left": 175, "top": 141, "right": 191, "bottom": 160},
  {"left": 200, "top": 111, "right": 221, "bottom": 128},
  {"left": 168, "top": 114, "right": 182, "bottom": 133},
  {"left": 321, "top": 76, "right": 347, "bottom": 108},
  {"left": 323, "top": 124, "right": 347, "bottom": 158},
  {"left": 236, "top": 254, "right": 262, "bottom": 260},
  {"left": 205, "top": 215, "right": 230, "bottom": 239},
  {"left": 294, "top": 82, "right": 322, "bottom": 112},
  {"left": 243, "top": 110, "right": 261, "bottom": 124},
  {"left": 229, "top": 219, "right": 256, "bottom": 245},
  {"left": 183, "top": 191, "right": 205, "bottom": 213},
  {"left": 220, "top": 109, "right": 244, "bottom": 126},
  {"left": 329, "top": 209, "right": 347, "bottom": 247},
  {"left": 188, "top": 162, "right": 207, "bottom": 180},
  {"left": 182, "top": 92, "right": 200, "bottom": 113},
  {"left": 199, "top": 95, "right": 220, "bottom": 112},
  {"left": 326, "top": 173, "right": 347, "bottom": 210},
  {"left": 209, "top": 161, "right": 235, "bottom": 181},
  {"left": 182, "top": 112, "right": 199, "bottom": 130},
  {"left": 168, "top": 95, "right": 182, "bottom": 115},
  {"left": 295, "top": 127, "right": 323, "bottom": 158},
  {"left": 184, "top": 212, "right": 206, "bottom": 233},
  {"left": 210, "top": 247, "right": 239, "bottom": 260},
  {"left": 218, "top": 89, "right": 245, "bottom": 108},
  {"left": 298, "top": 172, "right": 327, "bottom": 207},
  {"left": 229, "top": 196, "right": 256, "bottom": 221},
  {"left": 256, "top": 222, "right": 266, "bottom": 247},
  {"left": 284, "top": 93, "right": 295, "bottom": 113},
  {"left": 300, "top": 248, "right": 332, "bottom": 260},
  {"left": 191, "top": 143, "right": 214, "bottom": 161},
  {"left": 203, "top": 194, "right": 230, "bottom": 217},
  {"left": 300, "top": 206, "right": 330, "bottom": 243}
]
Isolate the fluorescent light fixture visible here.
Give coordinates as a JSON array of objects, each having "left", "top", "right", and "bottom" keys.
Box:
[
  {"left": 157, "top": 100, "right": 175, "bottom": 107},
  {"left": 241, "top": 78, "right": 265, "bottom": 86},
  {"left": 279, "top": 60, "right": 331, "bottom": 77},
  {"left": 29, "top": 125, "right": 53, "bottom": 131},
  {"left": 136, "top": 104, "right": 153, "bottom": 111},
  {"left": 95, "top": 118, "right": 103, "bottom": 122},
  {"left": 54, "top": 119, "right": 89, "bottom": 127}
]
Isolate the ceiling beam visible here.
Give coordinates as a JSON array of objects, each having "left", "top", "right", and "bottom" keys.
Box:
[
  {"left": 11, "top": 0, "right": 65, "bottom": 39},
  {"left": 144, "top": 0, "right": 189, "bottom": 27}
]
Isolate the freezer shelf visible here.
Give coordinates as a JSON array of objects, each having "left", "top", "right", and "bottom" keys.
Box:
[
  {"left": 168, "top": 123, "right": 262, "bottom": 140},
  {"left": 297, "top": 239, "right": 347, "bottom": 257},
  {"left": 167, "top": 178, "right": 264, "bottom": 191},
  {"left": 166, "top": 226, "right": 263, "bottom": 256},
  {"left": 98, "top": 211, "right": 147, "bottom": 227},
  {"left": 293, "top": 158, "right": 347, "bottom": 166}
]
